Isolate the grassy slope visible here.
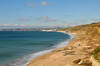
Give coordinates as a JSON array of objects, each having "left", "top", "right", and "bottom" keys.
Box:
[{"left": 59, "top": 22, "right": 100, "bottom": 63}]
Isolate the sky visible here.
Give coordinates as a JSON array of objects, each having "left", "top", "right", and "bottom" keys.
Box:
[{"left": 0, "top": 0, "right": 100, "bottom": 27}]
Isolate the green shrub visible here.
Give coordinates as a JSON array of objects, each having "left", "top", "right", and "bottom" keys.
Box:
[{"left": 93, "top": 46, "right": 100, "bottom": 60}]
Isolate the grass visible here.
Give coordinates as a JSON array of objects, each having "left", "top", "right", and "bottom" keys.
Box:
[
  {"left": 58, "top": 22, "right": 100, "bottom": 63},
  {"left": 93, "top": 46, "right": 100, "bottom": 62}
]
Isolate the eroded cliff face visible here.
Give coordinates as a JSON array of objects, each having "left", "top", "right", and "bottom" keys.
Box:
[{"left": 58, "top": 22, "right": 100, "bottom": 66}]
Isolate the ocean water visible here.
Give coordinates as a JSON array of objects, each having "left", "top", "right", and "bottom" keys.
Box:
[{"left": 0, "top": 31, "right": 70, "bottom": 66}]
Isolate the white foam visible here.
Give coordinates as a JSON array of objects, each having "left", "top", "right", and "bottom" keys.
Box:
[{"left": 6, "top": 32, "right": 74, "bottom": 66}]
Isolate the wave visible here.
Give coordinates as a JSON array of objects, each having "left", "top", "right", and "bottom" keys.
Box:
[{"left": 3, "top": 32, "right": 74, "bottom": 66}]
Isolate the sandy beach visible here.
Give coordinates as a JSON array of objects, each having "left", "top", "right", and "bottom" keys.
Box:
[
  {"left": 1, "top": 0, "right": 100, "bottom": 66},
  {"left": 26, "top": 33, "right": 92, "bottom": 66},
  {"left": 26, "top": 23, "right": 100, "bottom": 66}
]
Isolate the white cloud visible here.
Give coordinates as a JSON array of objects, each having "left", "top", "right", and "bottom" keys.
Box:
[
  {"left": 26, "top": 3, "right": 34, "bottom": 7},
  {"left": 89, "top": 17, "right": 100, "bottom": 22},
  {"left": 40, "top": 1, "right": 49, "bottom": 6},
  {"left": 18, "top": 18, "right": 30, "bottom": 22},
  {"left": 41, "top": 16, "right": 48, "bottom": 20},
  {"left": 41, "top": 16, "right": 57, "bottom": 22}
]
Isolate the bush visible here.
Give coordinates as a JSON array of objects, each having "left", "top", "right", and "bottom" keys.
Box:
[{"left": 93, "top": 46, "right": 100, "bottom": 60}]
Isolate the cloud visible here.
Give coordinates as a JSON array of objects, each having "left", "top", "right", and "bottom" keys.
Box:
[
  {"left": 40, "top": 16, "right": 57, "bottom": 22},
  {"left": 89, "top": 17, "right": 100, "bottom": 22},
  {"left": 40, "top": 1, "right": 49, "bottom": 6},
  {"left": 18, "top": 18, "right": 30, "bottom": 22},
  {"left": 24, "top": 0, "right": 28, "bottom": 1},
  {"left": 26, "top": 3, "right": 34, "bottom": 7},
  {"left": 41, "top": 16, "right": 48, "bottom": 20}
]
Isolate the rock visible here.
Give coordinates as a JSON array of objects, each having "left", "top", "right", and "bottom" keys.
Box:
[
  {"left": 78, "top": 60, "right": 83, "bottom": 65},
  {"left": 63, "top": 51, "right": 75, "bottom": 56},
  {"left": 73, "top": 59, "right": 92, "bottom": 66},
  {"left": 78, "top": 60, "right": 92, "bottom": 66},
  {"left": 73, "top": 59, "right": 81, "bottom": 64}
]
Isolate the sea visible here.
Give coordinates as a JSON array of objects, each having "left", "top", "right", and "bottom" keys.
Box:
[{"left": 0, "top": 31, "right": 71, "bottom": 66}]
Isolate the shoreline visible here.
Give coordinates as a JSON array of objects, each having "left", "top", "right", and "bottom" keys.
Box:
[
  {"left": 26, "top": 30, "right": 95, "bottom": 66},
  {"left": 0, "top": 31, "right": 72, "bottom": 66},
  {"left": 26, "top": 31, "right": 78, "bottom": 66},
  {"left": 26, "top": 22, "right": 100, "bottom": 66},
  {"left": 25, "top": 31, "right": 74, "bottom": 66}
]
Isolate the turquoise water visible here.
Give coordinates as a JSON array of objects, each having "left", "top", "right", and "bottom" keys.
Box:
[{"left": 0, "top": 31, "right": 70, "bottom": 66}]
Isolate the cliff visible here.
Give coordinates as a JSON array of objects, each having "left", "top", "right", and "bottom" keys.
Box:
[{"left": 27, "top": 22, "right": 100, "bottom": 66}]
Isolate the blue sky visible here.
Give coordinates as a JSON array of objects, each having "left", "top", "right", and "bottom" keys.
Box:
[{"left": 0, "top": 0, "right": 100, "bottom": 27}]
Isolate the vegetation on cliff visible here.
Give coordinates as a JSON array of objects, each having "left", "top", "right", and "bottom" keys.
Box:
[
  {"left": 93, "top": 46, "right": 100, "bottom": 62},
  {"left": 60, "top": 22, "right": 100, "bottom": 35},
  {"left": 59, "top": 22, "right": 100, "bottom": 63}
]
